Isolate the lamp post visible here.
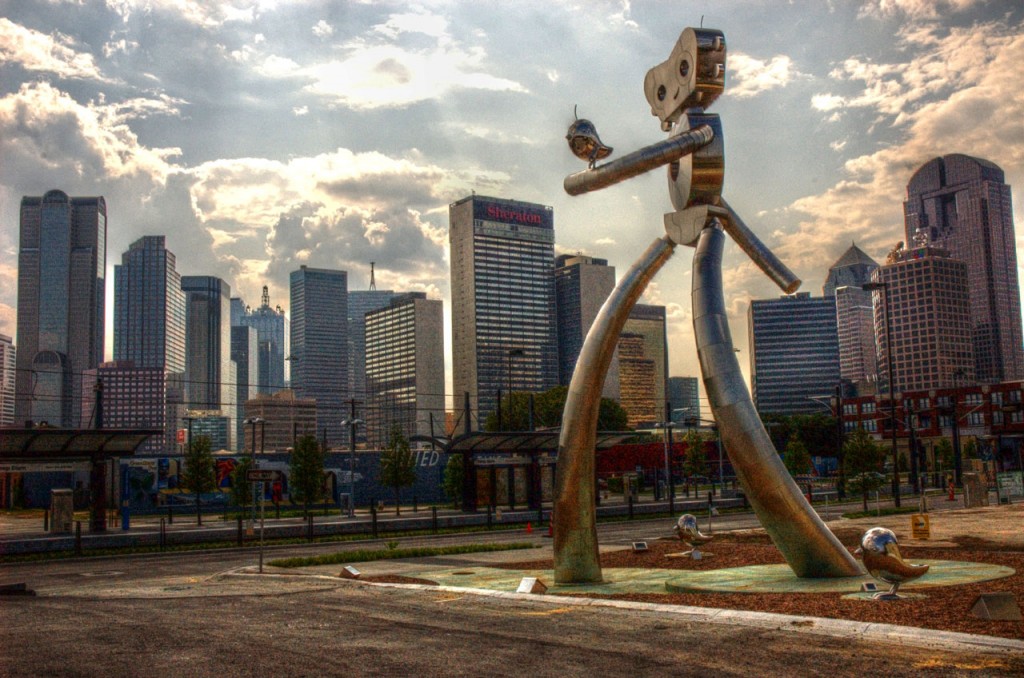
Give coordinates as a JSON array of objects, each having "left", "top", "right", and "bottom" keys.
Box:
[
  {"left": 244, "top": 416, "right": 264, "bottom": 521},
  {"left": 654, "top": 420, "right": 676, "bottom": 502},
  {"left": 863, "top": 280, "right": 900, "bottom": 507},
  {"left": 341, "top": 402, "right": 364, "bottom": 518}
]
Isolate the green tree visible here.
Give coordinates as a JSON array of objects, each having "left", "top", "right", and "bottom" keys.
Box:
[
  {"left": 290, "top": 434, "right": 324, "bottom": 517},
  {"left": 783, "top": 438, "right": 813, "bottom": 477},
  {"left": 483, "top": 385, "right": 630, "bottom": 431},
  {"left": 843, "top": 427, "right": 886, "bottom": 511},
  {"left": 963, "top": 437, "right": 979, "bottom": 460},
  {"left": 934, "top": 438, "right": 955, "bottom": 474},
  {"left": 681, "top": 428, "right": 709, "bottom": 487},
  {"left": 181, "top": 435, "right": 216, "bottom": 525},
  {"left": 442, "top": 453, "right": 463, "bottom": 508},
  {"left": 380, "top": 423, "right": 417, "bottom": 515},
  {"left": 229, "top": 456, "right": 254, "bottom": 510}
]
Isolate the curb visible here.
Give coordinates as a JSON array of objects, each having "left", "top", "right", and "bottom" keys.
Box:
[{"left": 338, "top": 577, "right": 1024, "bottom": 656}]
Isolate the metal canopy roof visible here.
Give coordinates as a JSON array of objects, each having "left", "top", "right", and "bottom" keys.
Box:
[
  {"left": 0, "top": 428, "right": 162, "bottom": 461},
  {"left": 441, "top": 430, "right": 638, "bottom": 454}
]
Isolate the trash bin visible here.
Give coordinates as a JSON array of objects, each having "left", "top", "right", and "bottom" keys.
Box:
[{"left": 50, "top": 489, "right": 74, "bottom": 534}]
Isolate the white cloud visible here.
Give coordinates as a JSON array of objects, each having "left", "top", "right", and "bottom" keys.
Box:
[
  {"left": 0, "top": 81, "right": 181, "bottom": 182},
  {"left": 0, "top": 18, "right": 109, "bottom": 82},
  {"left": 858, "top": 0, "right": 985, "bottom": 20},
  {"left": 812, "top": 93, "right": 845, "bottom": 112},
  {"left": 780, "top": 22, "right": 1024, "bottom": 289},
  {"left": 104, "top": 0, "right": 271, "bottom": 27},
  {"left": 728, "top": 53, "right": 799, "bottom": 99},
  {"left": 372, "top": 9, "right": 449, "bottom": 40},
  {"left": 608, "top": 0, "right": 639, "bottom": 30},
  {"left": 830, "top": 139, "right": 847, "bottom": 152},
  {"left": 312, "top": 19, "right": 333, "bottom": 38},
  {"left": 292, "top": 105, "right": 308, "bottom": 116}
]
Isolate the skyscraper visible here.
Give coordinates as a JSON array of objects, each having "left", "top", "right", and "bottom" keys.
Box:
[
  {"left": 181, "top": 276, "right": 235, "bottom": 448},
  {"left": 15, "top": 190, "right": 106, "bottom": 428},
  {"left": 231, "top": 325, "right": 258, "bottom": 450},
  {"left": 113, "top": 236, "right": 186, "bottom": 451},
  {"left": 748, "top": 292, "right": 840, "bottom": 415},
  {"left": 290, "top": 266, "right": 348, "bottom": 444},
  {"left": 870, "top": 240, "right": 974, "bottom": 393},
  {"left": 234, "top": 286, "right": 288, "bottom": 394},
  {"left": 554, "top": 254, "right": 618, "bottom": 398},
  {"left": 449, "top": 195, "right": 558, "bottom": 425},
  {"left": 114, "top": 236, "right": 186, "bottom": 372},
  {"left": 623, "top": 304, "right": 669, "bottom": 407},
  {"left": 617, "top": 333, "right": 657, "bottom": 428},
  {"left": 365, "top": 293, "right": 445, "bottom": 446},
  {"left": 667, "top": 376, "right": 700, "bottom": 424},
  {"left": 349, "top": 289, "right": 397, "bottom": 401},
  {"left": 904, "top": 154, "right": 1023, "bottom": 383},
  {"left": 824, "top": 244, "right": 879, "bottom": 391},
  {"left": 0, "top": 334, "right": 14, "bottom": 427}
]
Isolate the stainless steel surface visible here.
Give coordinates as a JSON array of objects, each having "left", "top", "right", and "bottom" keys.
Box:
[
  {"left": 718, "top": 198, "right": 801, "bottom": 294},
  {"left": 693, "top": 226, "right": 863, "bottom": 578},
  {"left": 564, "top": 125, "right": 714, "bottom": 196},
  {"left": 674, "top": 513, "right": 713, "bottom": 558},
  {"left": 644, "top": 28, "right": 726, "bottom": 131},
  {"left": 858, "top": 527, "right": 929, "bottom": 599},
  {"left": 668, "top": 111, "right": 724, "bottom": 211},
  {"left": 553, "top": 236, "right": 676, "bottom": 584},
  {"left": 566, "top": 117, "right": 613, "bottom": 166}
]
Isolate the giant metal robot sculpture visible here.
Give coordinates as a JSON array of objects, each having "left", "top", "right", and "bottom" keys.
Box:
[{"left": 552, "top": 27, "right": 863, "bottom": 583}]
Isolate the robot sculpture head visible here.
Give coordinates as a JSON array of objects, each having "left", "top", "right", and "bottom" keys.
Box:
[
  {"left": 644, "top": 28, "right": 726, "bottom": 131},
  {"left": 856, "top": 527, "right": 930, "bottom": 600}
]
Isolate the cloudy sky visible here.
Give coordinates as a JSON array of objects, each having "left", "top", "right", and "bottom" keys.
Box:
[{"left": 2, "top": 0, "right": 1023, "bottom": 407}]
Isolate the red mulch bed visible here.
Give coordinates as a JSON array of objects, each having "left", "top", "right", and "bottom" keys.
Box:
[{"left": 497, "top": 529, "right": 1024, "bottom": 640}]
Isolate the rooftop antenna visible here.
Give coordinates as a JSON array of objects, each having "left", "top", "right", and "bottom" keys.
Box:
[
  {"left": 369, "top": 262, "right": 377, "bottom": 291},
  {"left": 261, "top": 285, "right": 269, "bottom": 308}
]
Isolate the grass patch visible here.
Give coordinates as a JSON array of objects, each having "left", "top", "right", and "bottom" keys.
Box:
[
  {"left": 269, "top": 542, "right": 537, "bottom": 569},
  {"left": 842, "top": 505, "right": 921, "bottom": 520}
]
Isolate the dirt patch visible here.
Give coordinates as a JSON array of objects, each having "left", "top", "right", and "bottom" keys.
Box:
[{"left": 495, "top": 535, "right": 1024, "bottom": 640}]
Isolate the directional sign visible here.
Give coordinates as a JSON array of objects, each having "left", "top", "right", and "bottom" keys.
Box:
[{"left": 246, "top": 469, "right": 278, "bottom": 482}]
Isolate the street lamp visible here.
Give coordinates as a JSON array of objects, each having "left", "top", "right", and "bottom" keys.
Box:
[
  {"left": 653, "top": 420, "right": 676, "bottom": 503},
  {"left": 340, "top": 414, "right": 364, "bottom": 518},
  {"left": 863, "top": 280, "right": 901, "bottom": 507},
  {"left": 244, "top": 416, "right": 264, "bottom": 521}
]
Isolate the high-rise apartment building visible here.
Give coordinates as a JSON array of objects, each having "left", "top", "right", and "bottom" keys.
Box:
[
  {"left": 181, "top": 276, "right": 235, "bottom": 449},
  {"left": 0, "top": 334, "right": 15, "bottom": 427},
  {"left": 870, "top": 241, "right": 974, "bottom": 393},
  {"left": 233, "top": 286, "right": 287, "bottom": 394},
  {"left": 349, "top": 289, "right": 397, "bottom": 401},
  {"left": 290, "top": 266, "right": 348, "bottom": 444},
  {"left": 81, "top": 361, "right": 165, "bottom": 454},
  {"left": 554, "top": 254, "right": 618, "bottom": 398},
  {"left": 749, "top": 292, "right": 840, "bottom": 415},
  {"left": 365, "top": 293, "right": 445, "bottom": 446},
  {"left": 617, "top": 333, "right": 657, "bottom": 428},
  {"left": 824, "top": 244, "right": 879, "bottom": 391},
  {"left": 622, "top": 304, "right": 669, "bottom": 407},
  {"left": 904, "top": 154, "right": 1023, "bottom": 383},
  {"left": 15, "top": 190, "right": 106, "bottom": 427},
  {"left": 667, "top": 376, "right": 700, "bottom": 424},
  {"left": 449, "top": 195, "right": 558, "bottom": 425}
]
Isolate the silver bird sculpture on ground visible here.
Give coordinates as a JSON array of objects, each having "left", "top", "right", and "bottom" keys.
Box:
[
  {"left": 856, "top": 527, "right": 930, "bottom": 600},
  {"left": 672, "top": 513, "right": 713, "bottom": 560}
]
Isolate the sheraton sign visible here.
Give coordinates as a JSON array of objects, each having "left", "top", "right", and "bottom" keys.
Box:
[{"left": 473, "top": 199, "right": 553, "bottom": 230}]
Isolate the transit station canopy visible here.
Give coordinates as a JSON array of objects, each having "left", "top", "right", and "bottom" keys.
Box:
[
  {"left": 429, "top": 430, "right": 639, "bottom": 454},
  {"left": 0, "top": 428, "right": 162, "bottom": 462}
]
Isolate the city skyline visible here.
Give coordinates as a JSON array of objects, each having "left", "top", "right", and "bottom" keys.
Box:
[{"left": 2, "top": 2, "right": 1024, "bottom": 397}]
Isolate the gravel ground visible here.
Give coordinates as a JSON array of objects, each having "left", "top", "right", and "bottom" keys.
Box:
[{"left": 493, "top": 528, "right": 1024, "bottom": 640}]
